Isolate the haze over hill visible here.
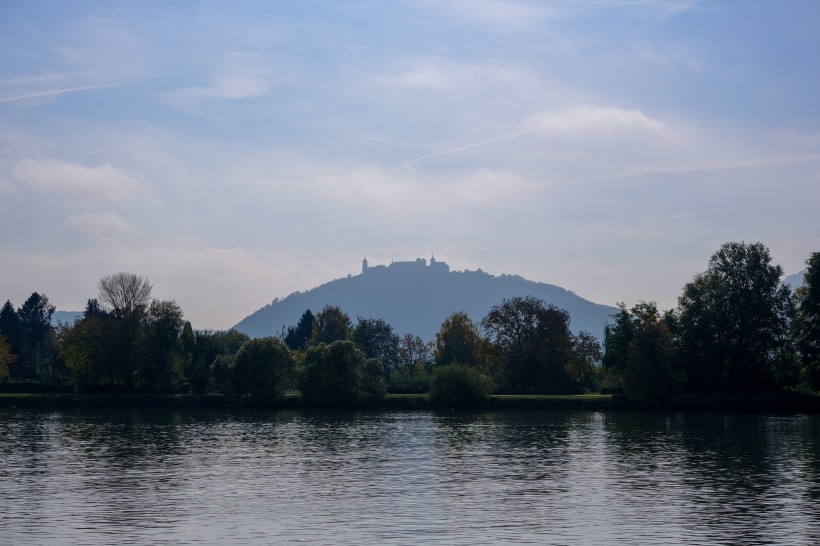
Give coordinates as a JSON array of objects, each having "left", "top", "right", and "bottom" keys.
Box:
[
  {"left": 783, "top": 269, "right": 808, "bottom": 289},
  {"left": 234, "top": 258, "right": 619, "bottom": 341}
]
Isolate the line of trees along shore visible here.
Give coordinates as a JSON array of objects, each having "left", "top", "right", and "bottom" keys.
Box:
[{"left": 0, "top": 242, "right": 818, "bottom": 406}]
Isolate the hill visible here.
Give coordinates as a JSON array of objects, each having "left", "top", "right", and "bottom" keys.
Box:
[
  {"left": 234, "top": 258, "right": 618, "bottom": 341},
  {"left": 51, "top": 311, "right": 82, "bottom": 326},
  {"left": 783, "top": 269, "right": 807, "bottom": 289}
]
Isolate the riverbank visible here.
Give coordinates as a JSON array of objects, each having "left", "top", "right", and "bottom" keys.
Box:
[{"left": 2, "top": 391, "right": 819, "bottom": 412}]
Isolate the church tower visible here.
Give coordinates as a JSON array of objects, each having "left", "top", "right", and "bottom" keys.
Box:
[{"left": 362, "top": 256, "right": 369, "bottom": 274}]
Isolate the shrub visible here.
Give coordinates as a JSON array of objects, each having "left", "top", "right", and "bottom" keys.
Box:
[
  {"left": 429, "top": 364, "right": 494, "bottom": 408},
  {"left": 300, "top": 340, "right": 386, "bottom": 408}
]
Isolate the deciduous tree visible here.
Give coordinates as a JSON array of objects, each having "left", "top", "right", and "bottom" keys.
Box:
[
  {"left": 138, "top": 299, "right": 186, "bottom": 389},
  {"left": 310, "top": 305, "right": 352, "bottom": 345},
  {"left": 398, "top": 333, "right": 433, "bottom": 376},
  {"left": 482, "top": 296, "right": 575, "bottom": 393},
  {"left": 622, "top": 313, "right": 675, "bottom": 402},
  {"left": 677, "top": 242, "right": 792, "bottom": 393},
  {"left": 353, "top": 317, "right": 401, "bottom": 376},
  {"left": 434, "top": 311, "right": 482, "bottom": 367},
  {"left": 796, "top": 252, "right": 820, "bottom": 389},
  {"left": 96, "top": 273, "right": 153, "bottom": 389},
  {"left": 0, "top": 332, "right": 15, "bottom": 380},
  {"left": 300, "top": 340, "right": 385, "bottom": 407},
  {"left": 233, "top": 337, "right": 296, "bottom": 404}
]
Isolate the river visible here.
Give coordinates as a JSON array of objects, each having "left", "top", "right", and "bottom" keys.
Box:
[{"left": 1, "top": 409, "right": 818, "bottom": 545}]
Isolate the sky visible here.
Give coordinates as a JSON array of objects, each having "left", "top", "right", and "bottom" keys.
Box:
[{"left": 1, "top": 0, "right": 819, "bottom": 330}]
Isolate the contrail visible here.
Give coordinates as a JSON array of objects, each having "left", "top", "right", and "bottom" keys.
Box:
[{"left": 0, "top": 83, "right": 122, "bottom": 103}]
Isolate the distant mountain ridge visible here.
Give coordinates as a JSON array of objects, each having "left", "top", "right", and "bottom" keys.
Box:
[
  {"left": 234, "top": 258, "right": 618, "bottom": 341},
  {"left": 51, "top": 310, "right": 81, "bottom": 326},
  {"left": 783, "top": 269, "right": 807, "bottom": 289}
]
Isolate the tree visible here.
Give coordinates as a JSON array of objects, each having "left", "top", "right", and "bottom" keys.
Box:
[
  {"left": 0, "top": 332, "right": 15, "bottom": 380},
  {"left": 300, "top": 340, "right": 385, "bottom": 407},
  {"left": 352, "top": 317, "right": 401, "bottom": 376},
  {"left": 98, "top": 272, "right": 153, "bottom": 322},
  {"left": 795, "top": 252, "right": 820, "bottom": 389},
  {"left": 482, "top": 296, "right": 575, "bottom": 393},
  {"left": 434, "top": 311, "right": 482, "bottom": 367},
  {"left": 232, "top": 337, "right": 296, "bottom": 404},
  {"left": 189, "top": 329, "right": 250, "bottom": 393},
  {"left": 621, "top": 313, "right": 675, "bottom": 402},
  {"left": 566, "top": 331, "right": 602, "bottom": 392},
  {"left": 96, "top": 272, "right": 152, "bottom": 389},
  {"left": 138, "top": 299, "right": 186, "bottom": 390},
  {"left": 58, "top": 312, "right": 107, "bottom": 385},
  {"left": 210, "top": 354, "right": 236, "bottom": 396},
  {"left": 310, "top": 305, "right": 352, "bottom": 345},
  {"left": 179, "top": 321, "right": 195, "bottom": 387},
  {"left": 397, "top": 333, "right": 433, "bottom": 376},
  {"left": 603, "top": 303, "right": 636, "bottom": 379},
  {"left": 17, "top": 292, "right": 57, "bottom": 381},
  {"left": 284, "top": 309, "right": 315, "bottom": 350},
  {"left": 677, "top": 242, "right": 792, "bottom": 393},
  {"left": 0, "top": 300, "right": 22, "bottom": 377}
]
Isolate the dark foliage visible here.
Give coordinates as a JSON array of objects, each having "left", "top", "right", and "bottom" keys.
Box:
[
  {"left": 232, "top": 337, "right": 296, "bottom": 404},
  {"left": 300, "top": 340, "right": 385, "bottom": 407},
  {"left": 428, "top": 364, "right": 494, "bottom": 407}
]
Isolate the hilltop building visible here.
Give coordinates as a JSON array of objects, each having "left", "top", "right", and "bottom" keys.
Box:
[{"left": 361, "top": 256, "right": 450, "bottom": 276}]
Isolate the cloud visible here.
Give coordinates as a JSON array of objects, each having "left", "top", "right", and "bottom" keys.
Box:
[
  {"left": 570, "top": 0, "right": 700, "bottom": 16},
  {"left": 163, "top": 52, "right": 273, "bottom": 106},
  {"left": 13, "top": 158, "right": 150, "bottom": 203},
  {"left": 523, "top": 105, "right": 668, "bottom": 139},
  {"left": 0, "top": 83, "right": 122, "bottom": 104},
  {"left": 305, "top": 164, "right": 534, "bottom": 215},
  {"left": 411, "top": 105, "right": 671, "bottom": 164},
  {"left": 68, "top": 211, "right": 134, "bottom": 235},
  {"left": 421, "top": 0, "right": 551, "bottom": 28},
  {"left": 370, "top": 59, "right": 533, "bottom": 92}
]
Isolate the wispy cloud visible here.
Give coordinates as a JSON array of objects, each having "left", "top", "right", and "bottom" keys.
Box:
[
  {"left": 0, "top": 83, "right": 122, "bottom": 103},
  {"left": 572, "top": 0, "right": 700, "bottom": 16},
  {"left": 410, "top": 105, "right": 670, "bottom": 164},
  {"left": 370, "top": 58, "right": 533, "bottom": 92},
  {"left": 417, "top": 0, "right": 552, "bottom": 28}
]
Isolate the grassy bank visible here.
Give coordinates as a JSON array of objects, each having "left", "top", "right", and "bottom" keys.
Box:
[
  {"left": 0, "top": 392, "right": 230, "bottom": 409},
  {"left": 2, "top": 391, "right": 819, "bottom": 412}
]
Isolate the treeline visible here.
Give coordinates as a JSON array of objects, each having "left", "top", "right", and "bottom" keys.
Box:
[
  {"left": 604, "top": 242, "right": 820, "bottom": 400},
  {"left": 0, "top": 242, "right": 818, "bottom": 406}
]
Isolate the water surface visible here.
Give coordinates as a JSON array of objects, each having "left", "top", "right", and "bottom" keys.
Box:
[{"left": 1, "top": 410, "right": 818, "bottom": 545}]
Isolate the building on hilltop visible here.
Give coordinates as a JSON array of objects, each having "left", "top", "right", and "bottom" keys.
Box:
[
  {"left": 361, "top": 255, "right": 449, "bottom": 275},
  {"left": 430, "top": 255, "right": 449, "bottom": 274}
]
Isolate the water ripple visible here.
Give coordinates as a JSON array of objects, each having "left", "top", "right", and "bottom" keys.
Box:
[{"left": 0, "top": 410, "right": 818, "bottom": 545}]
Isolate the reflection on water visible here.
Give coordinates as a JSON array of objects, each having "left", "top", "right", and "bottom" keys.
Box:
[{"left": 0, "top": 410, "right": 818, "bottom": 545}]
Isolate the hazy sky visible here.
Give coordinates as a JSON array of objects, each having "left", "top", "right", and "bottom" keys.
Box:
[{"left": 1, "top": 0, "right": 819, "bottom": 330}]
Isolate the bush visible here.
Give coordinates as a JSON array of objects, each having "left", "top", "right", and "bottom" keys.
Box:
[
  {"left": 300, "top": 340, "right": 386, "bottom": 408},
  {"left": 429, "top": 364, "right": 494, "bottom": 408},
  {"left": 232, "top": 337, "right": 296, "bottom": 405}
]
